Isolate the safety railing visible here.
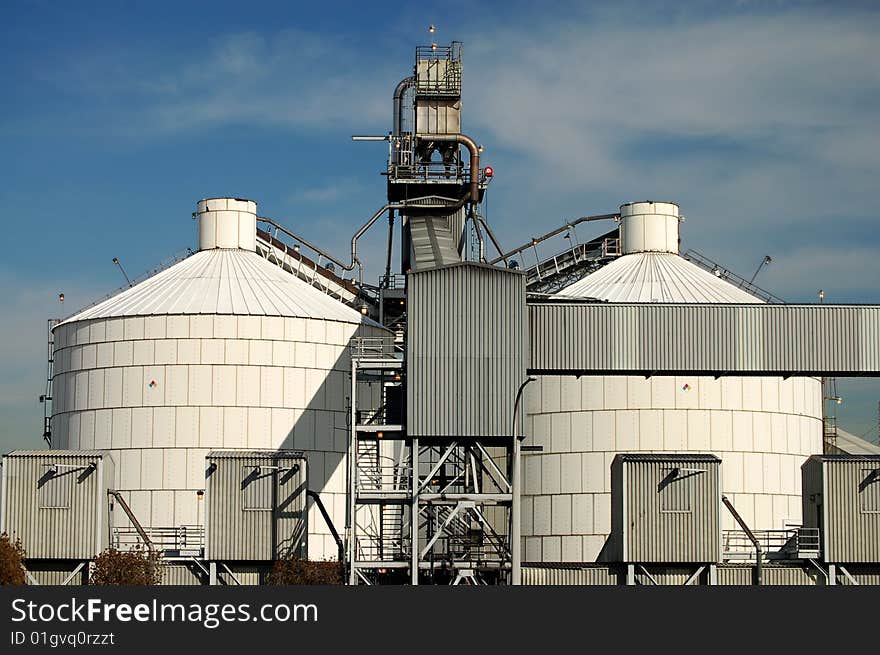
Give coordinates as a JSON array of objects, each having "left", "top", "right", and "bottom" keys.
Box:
[
  {"left": 388, "top": 160, "right": 470, "bottom": 183},
  {"left": 355, "top": 535, "right": 411, "bottom": 562},
  {"left": 350, "top": 336, "right": 404, "bottom": 360},
  {"left": 683, "top": 249, "right": 786, "bottom": 304},
  {"left": 379, "top": 274, "right": 406, "bottom": 290},
  {"left": 722, "top": 527, "right": 820, "bottom": 559},
  {"left": 112, "top": 525, "right": 204, "bottom": 554},
  {"left": 356, "top": 464, "right": 412, "bottom": 494}
]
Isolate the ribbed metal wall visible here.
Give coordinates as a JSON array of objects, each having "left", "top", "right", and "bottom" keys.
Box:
[
  {"left": 612, "top": 455, "right": 720, "bottom": 563},
  {"left": 161, "top": 563, "right": 205, "bottom": 585},
  {"left": 25, "top": 561, "right": 90, "bottom": 585},
  {"left": 1, "top": 451, "right": 113, "bottom": 559},
  {"left": 407, "top": 263, "right": 527, "bottom": 437},
  {"left": 802, "top": 456, "right": 880, "bottom": 563},
  {"left": 521, "top": 565, "right": 620, "bottom": 585},
  {"left": 716, "top": 564, "right": 823, "bottom": 586},
  {"left": 528, "top": 303, "right": 880, "bottom": 375},
  {"left": 205, "top": 451, "right": 307, "bottom": 561}
]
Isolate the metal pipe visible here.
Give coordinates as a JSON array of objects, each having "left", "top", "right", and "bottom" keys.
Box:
[
  {"left": 262, "top": 197, "right": 468, "bottom": 285},
  {"left": 721, "top": 494, "right": 763, "bottom": 585},
  {"left": 307, "top": 490, "right": 345, "bottom": 563},
  {"left": 384, "top": 209, "right": 395, "bottom": 287},
  {"left": 488, "top": 213, "right": 619, "bottom": 266},
  {"left": 107, "top": 490, "right": 153, "bottom": 551},
  {"left": 393, "top": 75, "right": 415, "bottom": 137},
  {"left": 511, "top": 376, "right": 537, "bottom": 585},
  {"left": 416, "top": 132, "right": 480, "bottom": 207}
]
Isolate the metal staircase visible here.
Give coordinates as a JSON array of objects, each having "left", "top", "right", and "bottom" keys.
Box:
[{"left": 348, "top": 337, "right": 411, "bottom": 584}]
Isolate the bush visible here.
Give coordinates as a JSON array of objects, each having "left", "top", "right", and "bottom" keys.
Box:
[
  {"left": 265, "top": 557, "right": 343, "bottom": 585},
  {"left": 0, "top": 533, "right": 27, "bottom": 585},
  {"left": 90, "top": 547, "right": 163, "bottom": 585}
]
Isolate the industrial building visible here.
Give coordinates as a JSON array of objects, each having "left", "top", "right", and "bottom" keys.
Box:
[{"left": 2, "top": 40, "right": 880, "bottom": 586}]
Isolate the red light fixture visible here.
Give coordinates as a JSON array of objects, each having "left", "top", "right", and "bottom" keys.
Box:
[{"left": 484, "top": 166, "right": 494, "bottom": 178}]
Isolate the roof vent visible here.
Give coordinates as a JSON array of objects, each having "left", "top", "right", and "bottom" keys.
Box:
[
  {"left": 619, "top": 201, "right": 680, "bottom": 255},
  {"left": 197, "top": 197, "right": 257, "bottom": 252}
]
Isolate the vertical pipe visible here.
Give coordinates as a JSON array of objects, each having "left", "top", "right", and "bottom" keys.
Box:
[
  {"left": 384, "top": 210, "right": 395, "bottom": 287},
  {"left": 411, "top": 437, "right": 420, "bottom": 585},
  {"left": 511, "top": 376, "right": 536, "bottom": 585}
]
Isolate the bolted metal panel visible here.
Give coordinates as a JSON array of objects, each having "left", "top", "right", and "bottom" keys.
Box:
[
  {"left": 612, "top": 454, "right": 721, "bottom": 563},
  {"left": 521, "top": 564, "right": 620, "bottom": 585},
  {"left": 528, "top": 303, "right": 880, "bottom": 376},
  {"left": 1, "top": 451, "right": 114, "bottom": 560},
  {"left": 802, "top": 455, "right": 880, "bottom": 563},
  {"left": 205, "top": 450, "right": 307, "bottom": 562},
  {"left": 407, "top": 263, "right": 527, "bottom": 437}
]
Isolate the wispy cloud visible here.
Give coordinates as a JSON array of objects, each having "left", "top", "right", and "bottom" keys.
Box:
[{"left": 33, "top": 29, "right": 396, "bottom": 139}]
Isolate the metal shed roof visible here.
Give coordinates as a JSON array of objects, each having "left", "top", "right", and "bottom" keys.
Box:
[
  {"left": 4, "top": 450, "right": 110, "bottom": 458},
  {"left": 832, "top": 429, "right": 880, "bottom": 456},
  {"left": 207, "top": 449, "right": 306, "bottom": 459},
  {"left": 804, "top": 454, "right": 880, "bottom": 463},
  {"left": 614, "top": 453, "right": 722, "bottom": 462},
  {"left": 58, "top": 248, "right": 380, "bottom": 327}
]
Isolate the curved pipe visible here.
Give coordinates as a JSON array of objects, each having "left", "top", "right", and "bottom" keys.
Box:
[
  {"left": 393, "top": 75, "right": 415, "bottom": 137},
  {"left": 260, "top": 195, "right": 470, "bottom": 286},
  {"left": 416, "top": 132, "right": 480, "bottom": 208}
]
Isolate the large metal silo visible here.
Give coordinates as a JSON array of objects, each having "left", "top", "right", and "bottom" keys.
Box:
[
  {"left": 522, "top": 201, "right": 823, "bottom": 563},
  {"left": 50, "top": 198, "right": 386, "bottom": 560}
]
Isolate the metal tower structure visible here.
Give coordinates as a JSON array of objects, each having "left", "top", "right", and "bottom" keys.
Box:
[{"left": 346, "top": 41, "right": 522, "bottom": 585}]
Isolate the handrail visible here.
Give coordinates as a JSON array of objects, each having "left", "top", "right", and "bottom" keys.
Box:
[{"left": 488, "top": 213, "right": 619, "bottom": 266}]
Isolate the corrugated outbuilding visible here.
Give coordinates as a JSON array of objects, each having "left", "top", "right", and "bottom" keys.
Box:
[{"left": 205, "top": 450, "right": 307, "bottom": 561}]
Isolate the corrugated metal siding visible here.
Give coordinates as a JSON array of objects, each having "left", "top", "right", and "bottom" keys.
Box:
[
  {"left": 161, "top": 563, "right": 206, "bottom": 585},
  {"left": 205, "top": 451, "right": 307, "bottom": 561},
  {"left": 801, "top": 457, "right": 823, "bottom": 547},
  {"left": 522, "top": 565, "right": 620, "bottom": 585},
  {"left": 407, "top": 263, "right": 527, "bottom": 437},
  {"left": 528, "top": 303, "right": 880, "bottom": 375},
  {"left": 839, "top": 565, "right": 880, "bottom": 585},
  {"left": 2, "top": 452, "right": 113, "bottom": 559},
  {"left": 823, "top": 458, "right": 880, "bottom": 563},
  {"left": 612, "top": 456, "right": 720, "bottom": 563},
  {"left": 715, "top": 564, "right": 823, "bottom": 586},
  {"left": 25, "top": 561, "right": 90, "bottom": 585}
]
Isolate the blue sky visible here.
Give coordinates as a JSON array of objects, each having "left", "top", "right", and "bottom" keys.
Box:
[{"left": 2, "top": 0, "right": 880, "bottom": 451}]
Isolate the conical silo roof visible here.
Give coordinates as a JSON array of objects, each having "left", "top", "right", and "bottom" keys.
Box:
[
  {"left": 59, "top": 249, "right": 377, "bottom": 325},
  {"left": 557, "top": 201, "right": 763, "bottom": 304}
]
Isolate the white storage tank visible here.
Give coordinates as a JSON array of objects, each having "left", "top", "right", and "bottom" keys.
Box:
[
  {"left": 522, "top": 201, "right": 823, "bottom": 563},
  {"left": 50, "top": 198, "right": 387, "bottom": 560}
]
